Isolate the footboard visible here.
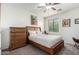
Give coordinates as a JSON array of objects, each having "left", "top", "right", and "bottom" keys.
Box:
[
  {"left": 29, "top": 40, "right": 64, "bottom": 55},
  {"left": 51, "top": 40, "right": 64, "bottom": 54}
]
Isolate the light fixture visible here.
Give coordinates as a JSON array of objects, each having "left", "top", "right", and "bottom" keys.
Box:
[{"left": 46, "top": 6, "right": 51, "bottom": 9}]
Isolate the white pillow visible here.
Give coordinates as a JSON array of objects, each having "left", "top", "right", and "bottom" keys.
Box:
[
  {"left": 28, "top": 31, "right": 36, "bottom": 35},
  {"left": 36, "top": 31, "right": 42, "bottom": 35}
]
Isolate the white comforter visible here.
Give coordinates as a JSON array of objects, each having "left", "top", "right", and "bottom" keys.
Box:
[{"left": 29, "top": 34, "right": 62, "bottom": 48}]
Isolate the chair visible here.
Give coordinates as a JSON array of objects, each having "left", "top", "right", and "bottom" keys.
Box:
[{"left": 72, "top": 37, "right": 79, "bottom": 48}]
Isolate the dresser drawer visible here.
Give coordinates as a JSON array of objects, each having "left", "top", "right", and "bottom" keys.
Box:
[
  {"left": 10, "top": 27, "right": 26, "bottom": 33},
  {"left": 11, "top": 38, "right": 26, "bottom": 44},
  {"left": 11, "top": 37, "right": 26, "bottom": 42},
  {"left": 11, "top": 41, "right": 26, "bottom": 49},
  {"left": 10, "top": 37, "right": 26, "bottom": 49},
  {"left": 11, "top": 33, "right": 26, "bottom": 36}
]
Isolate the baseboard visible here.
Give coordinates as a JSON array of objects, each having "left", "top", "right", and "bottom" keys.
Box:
[{"left": 2, "top": 48, "right": 9, "bottom": 51}]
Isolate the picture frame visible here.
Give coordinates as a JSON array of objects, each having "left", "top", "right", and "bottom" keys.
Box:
[
  {"left": 75, "top": 18, "right": 79, "bottom": 24},
  {"left": 62, "top": 19, "right": 71, "bottom": 27},
  {"left": 31, "top": 15, "right": 37, "bottom": 25}
]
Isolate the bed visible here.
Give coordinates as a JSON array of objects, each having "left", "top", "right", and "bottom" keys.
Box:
[{"left": 26, "top": 26, "right": 64, "bottom": 54}]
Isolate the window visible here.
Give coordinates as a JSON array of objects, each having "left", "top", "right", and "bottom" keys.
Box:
[{"left": 48, "top": 19, "right": 59, "bottom": 32}]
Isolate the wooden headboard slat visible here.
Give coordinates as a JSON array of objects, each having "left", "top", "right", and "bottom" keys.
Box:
[{"left": 26, "top": 26, "right": 41, "bottom": 32}]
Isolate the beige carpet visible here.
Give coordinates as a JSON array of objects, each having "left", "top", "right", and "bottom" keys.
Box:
[{"left": 1, "top": 44, "right": 79, "bottom": 55}]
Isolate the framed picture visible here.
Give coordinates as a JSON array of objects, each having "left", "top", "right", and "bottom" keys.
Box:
[
  {"left": 62, "top": 19, "right": 71, "bottom": 27},
  {"left": 75, "top": 18, "right": 79, "bottom": 24},
  {"left": 31, "top": 15, "right": 37, "bottom": 25}
]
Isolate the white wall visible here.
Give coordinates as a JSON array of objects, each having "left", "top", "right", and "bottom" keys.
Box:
[
  {"left": 1, "top": 3, "right": 44, "bottom": 49},
  {"left": 44, "top": 8, "right": 79, "bottom": 44},
  {"left": 0, "top": 4, "right": 1, "bottom": 54}
]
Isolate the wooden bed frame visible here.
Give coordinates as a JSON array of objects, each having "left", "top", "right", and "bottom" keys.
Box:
[{"left": 26, "top": 26, "right": 64, "bottom": 54}]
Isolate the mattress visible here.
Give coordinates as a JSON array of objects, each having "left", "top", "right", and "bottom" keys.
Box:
[{"left": 29, "top": 34, "right": 62, "bottom": 48}]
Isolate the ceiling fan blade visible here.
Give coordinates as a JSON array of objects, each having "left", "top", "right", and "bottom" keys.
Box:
[
  {"left": 51, "top": 7, "right": 56, "bottom": 10},
  {"left": 53, "top": 3, "right": 60, "bottom": 5},
  {"left": 37, "top": 6, "right": 45, "bottom": 8},
  {"left": 45, "top": 3, "right": 60, "bottom": 6}
]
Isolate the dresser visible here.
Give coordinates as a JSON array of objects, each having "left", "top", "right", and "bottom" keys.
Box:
[{"left": 9, "top": 27, "right": 27, "bottom": 50}]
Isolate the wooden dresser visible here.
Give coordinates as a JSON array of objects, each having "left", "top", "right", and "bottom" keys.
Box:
[{"left": 9, "top": 27, "right": 27, "bottom": 50}]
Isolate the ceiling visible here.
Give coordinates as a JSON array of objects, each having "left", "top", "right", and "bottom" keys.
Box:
[{"left": 15, "top": 3, "right": 79, "bottom": 17}]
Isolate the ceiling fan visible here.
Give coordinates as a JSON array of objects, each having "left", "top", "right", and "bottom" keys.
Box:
[{"left": 38, "top": 3, "right": 61, "bottom": 12}]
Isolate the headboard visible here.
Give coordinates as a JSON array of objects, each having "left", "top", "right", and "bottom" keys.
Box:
[
  {"left": 26, "top": 26, "right": 41, "bottom": 32},
  {"left": 26, "top": 26, "right": 41, "bottom": 39}
]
